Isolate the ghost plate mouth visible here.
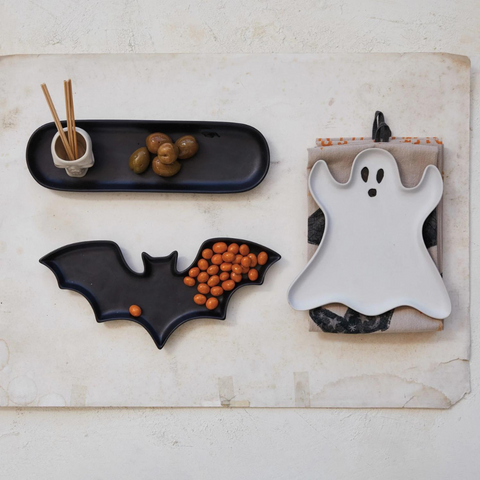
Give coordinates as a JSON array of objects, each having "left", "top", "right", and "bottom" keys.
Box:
[{"left": 368, "top": 189, "right": 377, "bottom": 197}]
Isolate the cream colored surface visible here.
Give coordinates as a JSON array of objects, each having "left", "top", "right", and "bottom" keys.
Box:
[
  {"left": 0, "top": 53, "right": 470, "bottom": 408},
  {"left": 1, "top": 2, "right": 480, "bottom": 478}
]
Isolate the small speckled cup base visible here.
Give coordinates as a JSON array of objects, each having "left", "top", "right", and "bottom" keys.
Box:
[{"left": 51, "top": 127, "right": 94, "bottom": 177}]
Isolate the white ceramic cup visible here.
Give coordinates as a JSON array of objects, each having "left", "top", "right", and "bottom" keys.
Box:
[{"left": 51, "top": 127, "right": 95, "bottom": 178}]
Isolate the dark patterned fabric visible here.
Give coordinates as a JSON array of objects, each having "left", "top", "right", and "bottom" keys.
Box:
[
  {"left": 308, "top": 208, "right": 325, "bottom": 245},
  {"left": 310, "top": 307, "right": 393, "bottom": 334},
  {"left": 422, "top": 209, "right": 437, "bottom": 249},
  {"left": 307, "top": 206, "right": 437, "bottom": 333}
]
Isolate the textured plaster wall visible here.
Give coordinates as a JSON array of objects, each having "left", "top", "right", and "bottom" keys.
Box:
[{"left": 0, "top": 0, "right": 479, "bottom": 479}]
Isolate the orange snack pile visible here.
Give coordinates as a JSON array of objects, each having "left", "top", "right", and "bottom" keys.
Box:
[{"left": 183, "top": 242, "right": 268, "bottom": 310}]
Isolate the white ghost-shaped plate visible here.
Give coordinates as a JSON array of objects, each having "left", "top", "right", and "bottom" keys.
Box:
[{"left": 288, "top": 148, "right": 451, "bottom": 319}]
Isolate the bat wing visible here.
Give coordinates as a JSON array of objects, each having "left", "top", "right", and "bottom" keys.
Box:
[
  {"left": 41, "top": 238, "right": 280, "bottom": 349},
  {"left": 40, "top": 241, "right": 178, "bottom": 347},
  {"left": 41, "top": 241, "right": 136, "bottom": 319}
]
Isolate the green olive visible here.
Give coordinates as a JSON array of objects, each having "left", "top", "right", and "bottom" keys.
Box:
[
  {"left": 175, "top": 135, "right": 199, "bottom": 159},
  {"left": 146, "top": 132, "right": 173, "bottom": 154},
  {"left": 152, "top": 157, "right": 182, "bottom": 177},
  {"left": 158, "top": 142, "right": 179, "bottom": 165},
  {"left": 129, "top": 147, "right": 151, "bottom": 174}
]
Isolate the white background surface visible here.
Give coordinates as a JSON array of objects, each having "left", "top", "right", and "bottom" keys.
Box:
[{"left": 0, "top": 0, "right": 479, "bottom": 478}]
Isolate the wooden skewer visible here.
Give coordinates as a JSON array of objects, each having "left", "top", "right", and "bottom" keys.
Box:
[
  {"left": 64, "top": 80, "right": 73, "bottom": 153},
  {"left": 68, "top": 80, "right": 78, "bottom": 159},
  {"left": 41, "top": 83, "right": 75, "bottom": 160}
]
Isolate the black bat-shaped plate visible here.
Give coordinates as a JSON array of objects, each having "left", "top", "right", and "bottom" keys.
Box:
[
  {"left": 27, "top": 120, "right": 269, "bottom": 193},
  {"left": 40, "top": 238, "right": 280, "bottom": 349}
]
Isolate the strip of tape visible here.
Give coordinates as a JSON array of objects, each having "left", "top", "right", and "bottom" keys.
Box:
[
  {"left": 217, "top": 376, "right": 250, "bottom": 407},
  {"left": 294, "top": 371, "right": 311, "bottom": 407}
]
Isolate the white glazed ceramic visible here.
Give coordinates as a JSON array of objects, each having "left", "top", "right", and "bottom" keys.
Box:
[
  {"left": 288, "top": 148, "right": 451, "bottom": 319},
  {"left": 51, "top": 127, "right": 94, "bottom": 177}
]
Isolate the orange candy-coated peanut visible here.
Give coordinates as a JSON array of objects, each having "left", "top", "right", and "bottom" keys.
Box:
[
  {"left": 211, "top": 254, "right": 223, "bottom": 265},
  {"left": 248, "top": 269, "right": 259, "bottom": 281},
  {"left": 129, "top": 305, "right": 142, "bottom": 317},
  {"left": 227, "top": 243, "right": 239, "bottom": 254},
  {"left": 241, "top": 256, "right": 251, "bottom": 268},
  {"left": 184, "top": 277, "right": 196, "bottom": 287},
  {"left": 194, "top": 294, "right": 207, "bottom": 305},
  {"left": 207, "top": 275, "right": 220, "bottom": 287},
  {"left": 232, "top": 264, "right": 243, "bottom": 275},
  {"left": 241, "top": 266, "right": 249, "bottom": 274},
  {"left": 239, "top": 244, "right": 250, "bottom": 256},
  {"left": 207, "top": 265, "right": 219, "bottom": 275},
  {"left": 202, "top": 248, "right": 213, "bottom": 260},
  {"left": 219, "top": 272, "right": 230, "bottom": 281},
  {"left": 212, "top": 242, "right": 228, "bottom": 254},
  {"left": 231, "top": 272, "right": 242, "bottom": 283},
  {"left": 189, "top": 267, "right": 200, "bottom": 278},
  {"left": 234, "top": 254, "right": 243, "bottom": 264},
  {"left": 197, "top": 272, "right": 209, "bottom": 283},
  {"left": 222, "top": 280, "right": 235, "bottom": 291},
  {"left": 198, "top": 259, "right": 209, "bottom": 271},
  {"left": 197, "top": 283, "right": 210, "bottom": 295},
  {"left": 220, "top": 262, "right": 232, "bottom": 272},
  {"left": 247, "top": 253, "right": 257, "bottom": 267},
  {"left": 206, "top": 297, "right": 219, "bottom": 310},
  {"left": 222, "top": 252, "right": 235, "bottom": 263},
  {"left": 211, "top": 286, "right": 224, "bottom": 297},
  {"left": 257, "top": 252, "right": 268, "bottom": 266}
]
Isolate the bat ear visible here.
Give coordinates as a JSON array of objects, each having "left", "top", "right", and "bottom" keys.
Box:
[
  {"left": 141, "top": 252, "right": 157, "bottom": 274},
  {"left": 141, "top": 251, "right": 178, "bottom": 274}
]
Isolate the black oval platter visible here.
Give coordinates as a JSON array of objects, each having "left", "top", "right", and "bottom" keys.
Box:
[{"left": 27, "top": 120, "right": 270, "bottom": 193}]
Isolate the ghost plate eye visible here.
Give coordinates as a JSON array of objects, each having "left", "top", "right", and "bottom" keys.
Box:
[
  {"left": 361, "top": 167, "right": 369, "bottom": 182},
  {"left": 377, "top": 169, "right": 384, "bottom": 183}
]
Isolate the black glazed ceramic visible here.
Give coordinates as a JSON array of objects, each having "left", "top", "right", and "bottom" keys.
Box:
[
  {"left": 26, "top": 120, "right": 269, "bottom": 193},
  {"left": 40, "top": 238, "right": 280, "bottom": 349}
]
